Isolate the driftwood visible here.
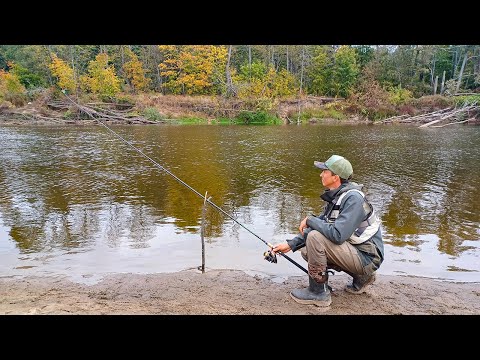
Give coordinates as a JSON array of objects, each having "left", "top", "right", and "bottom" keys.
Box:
[
  {"left": 378, "top": 114, "right": 409, "bottom": 124},
  {"left": 378, "top": 103, "right": 479, "bottom": 128},
  {"left": 1, "top": 95, "right": 162, "bottom": 125},
  {"left": 418, "top": 104, "right": 478, "bottom": 128},
  {"left": 61, "top": 94, "right": 161, "bottom": 125},
  {"left": 430, "top": 118, "right": 474, "bottom": 128}
]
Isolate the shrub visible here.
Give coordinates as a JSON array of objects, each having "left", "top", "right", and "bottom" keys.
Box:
[
  {"left": 409, "top": 95, "right": 454, "bottom": 111},
  {"left": 387, "top": 86, "right": 412, "bottom": 105},
  {"left": 143, "top": 107, "right": 163, "bottom": 121},
  {"left": 234, "top": 111, "right": 280, "bottom": 124}
]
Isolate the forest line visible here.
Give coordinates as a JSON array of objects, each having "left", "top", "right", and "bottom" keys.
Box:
[{"left": 1, "top": 45, "right": 479, "bottom": 125}]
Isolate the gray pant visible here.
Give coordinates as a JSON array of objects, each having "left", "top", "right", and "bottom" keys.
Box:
[{"left": 300, "top": 230, "right": 364, "bottom": 275}]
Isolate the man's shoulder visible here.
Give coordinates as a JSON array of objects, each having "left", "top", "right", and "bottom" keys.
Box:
[
  {"left": 342, "top": 188, "right": 365, "bottom": 199},
  {"left": 340, "top": 189, "right": 365, "bottom": 205}
]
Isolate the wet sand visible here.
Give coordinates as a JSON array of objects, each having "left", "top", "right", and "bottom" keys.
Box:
[{"left": 1, "top": 269, "right": 479, "bottom": 315}]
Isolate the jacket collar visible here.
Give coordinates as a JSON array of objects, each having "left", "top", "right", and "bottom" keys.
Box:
[{"left": 320, "top": 183, "right": 348, "bottom": 203}]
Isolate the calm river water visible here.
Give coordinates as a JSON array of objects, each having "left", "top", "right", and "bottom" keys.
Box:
[{"left": 0, "top": 124, "right": 479, "bottom": 284}]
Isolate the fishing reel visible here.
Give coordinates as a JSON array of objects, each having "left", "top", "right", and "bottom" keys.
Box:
[{"left": 263, "top": 249, "right": 277, "bottom": 263}]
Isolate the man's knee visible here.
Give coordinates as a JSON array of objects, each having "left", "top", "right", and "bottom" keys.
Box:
[
  {"left": 306, "top": 230, "right": 329, "bottom": 248},
  {"left": 307, "top": 230, "right": 329, "bottom": 244}
]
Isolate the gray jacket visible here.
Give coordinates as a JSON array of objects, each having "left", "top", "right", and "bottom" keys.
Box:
[{"left": 286, "top": 182, "right": 384, "bottom": 270}]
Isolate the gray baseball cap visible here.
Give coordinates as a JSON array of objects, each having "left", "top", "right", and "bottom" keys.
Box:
[{"left": 314, "top": 154, "right": 353, "bottom": 179}]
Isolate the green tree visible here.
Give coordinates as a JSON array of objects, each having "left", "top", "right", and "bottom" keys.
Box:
[
  {"left": 9, "top": 62, "right": 45, "bottom": 89},
  {"left": 306, "top": 46, "right": 332, "bottom": 96},
  {"left": 353, "top": 45, "right": 374, "bottom": 69},
  {"left": 332, "top": 45, "right": 359, "bottom": 98},
  {"left": 0, "top": 45, "right": 52, "bottom": 86}
]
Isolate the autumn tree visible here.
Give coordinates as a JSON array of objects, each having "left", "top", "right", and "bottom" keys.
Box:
[
  {"left": 234, "top": 61, "right": 297, "bottom": 99},
  {"left": 122, "top": 47, "right": 150, "bottom": 93},
  {"left": 80, "top": 53, "right": 121, "bottom": 97},
  {"left": 0, "top": 64, "right": 26, "bottom": 107},
  {"left": 48, "top": 54, "right": 76, "bottom": 94},
  {"left": 158, "top": 45, "right": 228, "bottom": 95}
]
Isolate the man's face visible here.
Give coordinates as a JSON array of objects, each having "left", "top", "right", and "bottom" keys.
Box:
[{"left": 320, "top": 169, "right": 338, "bottom": 189}]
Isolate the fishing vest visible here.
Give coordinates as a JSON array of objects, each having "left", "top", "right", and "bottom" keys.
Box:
[{"left": 327, "top": 188, "right": 380, "bottom": 245}]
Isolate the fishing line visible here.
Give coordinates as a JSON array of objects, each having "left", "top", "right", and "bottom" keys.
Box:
[{"left": 64, "top": 94, "right": 308, "bottom": 274}]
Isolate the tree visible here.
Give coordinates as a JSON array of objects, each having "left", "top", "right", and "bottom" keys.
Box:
[
  {"left": 158, "top": 45, "right": 228, "bottom": 95},
  {"left": 80, "top": 53, "right": 121, "bottom": 97},
  {"left": 306, "top": 46, "right": 332, "bottom": 96},
  {"left": 332, "top": 45, "right": 359, "bottom": 98},
  {"left": 353, "top": 45, "right": 374, "bottom": 69},
  {"left": 225, "top": 45, "right": 236, "bottom": 97},
  {"left": 48, "top": 54, "right": 76, "bottom": 93},
  {"left": 0, "top": 65, "right": 26, "bottom": 106},
  {"left": 234, "top": 61, "right": 297, "bottom": 99},
  {"left": 0, "top": 45, "right": 52, "bottom": 86},
  {"left": 122, "top": 48, "right": 150, "bottom": 93},
  {"left": 8, "top": 62, "right": 45, "bottom": 89}
]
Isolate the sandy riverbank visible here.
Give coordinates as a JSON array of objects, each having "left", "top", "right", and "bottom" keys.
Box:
[{"left": 1, "top": 269, "right": 479, "bottom": 315}]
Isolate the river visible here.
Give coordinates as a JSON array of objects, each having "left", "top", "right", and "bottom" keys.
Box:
[{"left": 0, "top": 124, "right": 479, "bottom": 284}]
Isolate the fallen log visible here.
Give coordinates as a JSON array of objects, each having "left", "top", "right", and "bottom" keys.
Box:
[
  {"left": 430, "top": 118, "right": 474, "bottom": 128},
  {"left": 61, "top": 94, "right": 162, "bottom": 125},
  {"left": 404, "top": 107, "right": 452, "bottom": 122},
  {"left": 419, "top": 105, "right": 478, "bottom": 128},
  {"left": 379, "top": 114, "right": 409, "bottom": 124}
]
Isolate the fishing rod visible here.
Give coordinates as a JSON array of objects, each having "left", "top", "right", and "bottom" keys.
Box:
[{"left": 63, "top": 94, "right": 308, "bottom": 274}]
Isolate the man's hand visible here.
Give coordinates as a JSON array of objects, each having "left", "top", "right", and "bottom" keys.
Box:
[
  {"left": 299, "top": 216, "right": 309, "bottom": 235},
  {"left": 272, "top": 243, "right": 291, "bottom": 254}
]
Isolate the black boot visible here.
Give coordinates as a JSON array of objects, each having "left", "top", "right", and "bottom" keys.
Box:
[
  {"left": 345, "top": 272, "right": 376, "bottom": 294},
  {"left": 290, "top": 274, "right": 331, "bottom": 307}
]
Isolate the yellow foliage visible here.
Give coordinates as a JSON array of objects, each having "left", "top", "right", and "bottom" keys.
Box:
[
  {"left": 271, "top": 69, "right": 297, "bottom": 97},
  {"left": 234, "top": 65, "right": 298, "bottom": 99},
  {"left": 0, "top": 63, "right": 26, "bottom": 107},
  {"left": 158, "top": 45, "right": 227, "bottom": 95},
  {"left": 0, "top": 67, "right": 26, "bottom": 106},
  {"left": 80, "top": 53, "right": 120, "bottom": 96},
  {"left": 122, "top": 48, "right": 151, "bottom": 93},
  {"left": 0, "top": 69, "right": 25, "bottom": 94},
  {"left": 48, "top": 54, "right": 76, "bottom": 93},
  {"left": 387, "top": 86, "right": 413, "bottom": 105}
]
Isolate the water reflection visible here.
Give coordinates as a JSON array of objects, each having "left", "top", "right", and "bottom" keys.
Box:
[{"left": 0, "top": 124, "right": 479, "bottom": 283}]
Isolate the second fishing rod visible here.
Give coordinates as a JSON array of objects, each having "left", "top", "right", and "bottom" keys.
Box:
[{"left": 64, "top": 94, "right": 308, "bottom": 274}]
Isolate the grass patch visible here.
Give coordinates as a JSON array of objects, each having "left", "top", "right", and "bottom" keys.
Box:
[
  {"left": 165, "top": 116, "right": 209, "bottom": 125},
  {"left": 211, "top": 117, "right": 234, "bottom": 125},
  {"left": 296, "top": 108, "right": 347, "bottom": 122}
]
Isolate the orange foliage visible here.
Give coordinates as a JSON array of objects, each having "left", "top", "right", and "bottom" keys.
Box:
[
  {"left": 158, "top": 45, "right": 227, "bottom": 95},
  {"left": 122, "top": 48, "right": 150, "bottom": 93}
]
